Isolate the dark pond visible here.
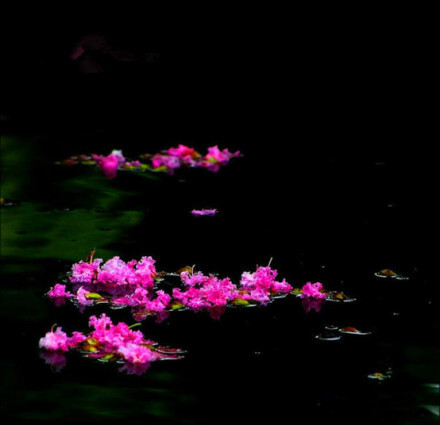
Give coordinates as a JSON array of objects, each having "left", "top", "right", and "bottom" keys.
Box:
[{"left": 1, "top": 23, "right": 438, "bottom": 424}]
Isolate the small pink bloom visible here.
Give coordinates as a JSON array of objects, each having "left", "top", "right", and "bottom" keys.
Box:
[
  {"left": 201, "top": 146, "right": 241, "bottom": 172},
  {"left": 272, "top": 279, "right": 293, "bottom": 294},
  {"left": 301, "top": 282, "right": 326, "bottom": 299},
  {"left": 97, "top": 154, "right": 120, "bottom": 179},
  {"left": 191, "top": 209, "right": 217, "bottom": 216},
  {"left": 48, "top": 283, "right": 73, "bottom": 298},
  {"left": 167, "top": 144, "right": 199, "bottom": 163},
  {"left": 70, "top": 259, "right": 102, "bottom": 284},
  {"left": 118, "top": 343, "right": 158, "bottom": 364},
  {"left": 68, "top": 332, "right": 87, "bottom": 348},
  {"left": 39, "top": 327, "right": 69, "bottom": 352}
]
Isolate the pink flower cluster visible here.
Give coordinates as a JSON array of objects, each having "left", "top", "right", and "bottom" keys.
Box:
[
  {"left": 48, "top": 255, "right": 332, "bottom": 322},
  {"left": 239, "top": 266, "right": 293, "bottom": 304},
  {"left": 151, "top": 145, "right": 241, "bottom": 174},
  {"left": 300, "top": 282, "right": 327, "bottom": 299},
  {"left": 58, "top": 145, "right": 241, "bottom": 178},
  {"left": 70, "top": 256, "right": 157, "bottom": 289},
  {"left": 39, "top": 314, "right": 184, "bottom": 374},
  {"left": 93, "top": 150, "right": 126, "bottom": 179},
  {"left": 172, "top": 266, "right": 293, "bottom": 312},
  {"left": 173, "top": 272, "right": 238, "bottom": 310},
  {"left": 39, "top": 326, "right": 86, "bottom": 352}
]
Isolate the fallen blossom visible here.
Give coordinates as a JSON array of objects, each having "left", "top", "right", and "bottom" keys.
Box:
[
  {"left": 39, "top": 314, "right": 185, "bottom": 375},
  {"left": 301, "top": 282, "right": 326, "bottom": 299},
  {"left": 191, "top": 209, "right": 218, "bottom": 216}
]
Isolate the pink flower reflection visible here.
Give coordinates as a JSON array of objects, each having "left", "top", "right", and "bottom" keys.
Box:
[
  {"left": 40, "top": 350, "right": 67, "bottom": 372},
  {"left": 301, "top": 298, "right": 324, "bottom": 313}
]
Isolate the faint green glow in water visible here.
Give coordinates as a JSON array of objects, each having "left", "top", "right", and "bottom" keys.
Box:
[
  {"left": 1, "top": 203, "right": 144, "bottom": 261},
  {"left": 1, "top": 135, "right": 145, "bottom": 262}
]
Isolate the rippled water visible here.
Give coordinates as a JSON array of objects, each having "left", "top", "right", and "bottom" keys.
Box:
[{"left": 1, "top": 42, "right": 439, "bottom": 423}]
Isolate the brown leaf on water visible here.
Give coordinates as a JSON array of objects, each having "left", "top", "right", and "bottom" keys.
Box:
[{"left": 177, "top": 265, "right": 194, "bottom": 274}]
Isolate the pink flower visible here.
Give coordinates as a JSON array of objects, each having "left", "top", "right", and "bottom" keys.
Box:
[
  {"left": 145, "top": 290, "right": 171, "bottom": 312},
  {"left": 301, "top": 282, "right": 326, "bottom": 299},
  {"left": 272, "top": 279, "right": 293, "bottom": 294},
  {"left": 97, "top": 153, "right": 120, "bottom": 179},
  {"left": 167, "top": 144, "right": 199, "bottom": 165},
  {"left": 48, "top": 283, "right": 73, "bottom": 298},
  {"left": 191, "top": 209, "right": 218, "bottom": 216},
  {"left": 201, "top": 146, "right": 241, "bottom": 172},
  {"left": 76, "top": 286, "right": 94, "bottom": 306},
  {"left": 174, "top": 273, "right": 238, "bottom": 311},
  {"left": 68, "top": 332, "right": 87, "bottom": 348},
  {"left": 134, "top": 256, "right": 156, "bottom": 288},
  {"left": 151, "top": 154, "right": 181, "bottom": 173},
  {"left": 70, "top": 259, "right": 102, "bottom": 283},
  {"left": 118, "top": 343, "right": 158, "bottom": 364},
  {"left": 239, "top": 266, "right": 292, "bottom": 302},
  {"left": 39, "top": 327, "right": 69, "bottom": 352},
  {"left": 89, "top": 313, "right": 113, "bottom": 335}
]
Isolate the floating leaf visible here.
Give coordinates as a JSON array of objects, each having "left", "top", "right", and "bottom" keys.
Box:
[
  {"left": 374, "top": 269, "right": 397, "bottom": 278},
  {"left": 154, "top": 346, "right": 187, "bottom": 355},
  {"left": 170, "top": 302, "right": 185, "bottom": 310},
  {"left": 85, "top": 292, "right": 103, "bottom": 300},
  {"left": 374, "top": 268, "right": 409, "bottom": 280},
  {"left": 339, "top": 327, "right": 372, "bottom": 335},
  {"left": 232, "top": 298, "right": 250, "bottom": 306},
  {"left": 367, "top": 372, "right": 391, "bottom": 381},
  {"left": 314, "top": 332, "right": 341, "bottom": 341},
  {"left": 177, "top": 266, "right": 194, "bottom": 274},
  {"left": 326, "top": 291, "right": 356, "bottom": 303},
  {"left": 324, "top": 325, "right": 339, "bottom": 331}
]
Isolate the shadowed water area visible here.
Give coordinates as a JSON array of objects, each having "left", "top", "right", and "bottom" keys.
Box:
[{"left": 1, "top": 22, "right": 439, "bottom": 424}]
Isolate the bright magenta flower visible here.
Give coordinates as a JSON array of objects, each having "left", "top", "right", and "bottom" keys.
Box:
[
  {"left": 48, "top": 283, "right": 73, "bottom": 298},
  {"left": 118, "top": 343, "right": 158, "bottom": 364},
  {"left": 70, "top": 259, "right": 102, "bottom": 284},
  {"left": 97, "top": 154, "right": 120, "bottom": 179},
  {"left": 39, "top": 327, "right": 69, "bottom": 352},
  {"left": 201, "top": 146, "right": 241, "bottom": 172},
  {"left": 301, "top": 282, "right": 326, "bottom": 299}
]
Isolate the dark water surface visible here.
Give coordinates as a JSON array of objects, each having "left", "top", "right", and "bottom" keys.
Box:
[{"left": 1, "top": 28, "right": 439, "bottom": 424}]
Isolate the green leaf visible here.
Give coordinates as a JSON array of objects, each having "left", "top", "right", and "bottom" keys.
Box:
[
  {"left": 232, "top": 298, "right": 250, "bottom": 306},
  {"left": 171, "top": 302, "right": 185, "bottom": 310},
  {"left": 128, "top": 323, "right": 142, "bottom": 329},
  {"left": 85, "top": 292, "right": 102, "bottom": 300}
]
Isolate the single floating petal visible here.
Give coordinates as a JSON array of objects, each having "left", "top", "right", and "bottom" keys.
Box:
[{"left": 191, "top": 208, "right": 218, "bottom": 216}]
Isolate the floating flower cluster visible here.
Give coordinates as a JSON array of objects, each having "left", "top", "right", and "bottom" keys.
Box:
[
  {"left": 39, "top": 314, "right": 185, "bottom": 374},
  {"left": 46, "top": 254, "right": 338, "bottom": 321},
  {"left": 57, "top": 144, "right": 241, "bottom": 179}
]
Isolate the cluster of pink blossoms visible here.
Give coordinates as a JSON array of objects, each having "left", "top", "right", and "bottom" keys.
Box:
[
  {"left": 47, "top": 255, "right": 330, "bottom": 323},
  {"left": 58, "top": 144, "right": 241, "bottom": 179},
  {"left": 151, "top": 145, "right": 241, "bottom": 174},
  {"left": 39, "top": 314, "right": 184, "bottom": 375},
  {"left": 300, "top": 282, "right": 326, "bottom": 299}
]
